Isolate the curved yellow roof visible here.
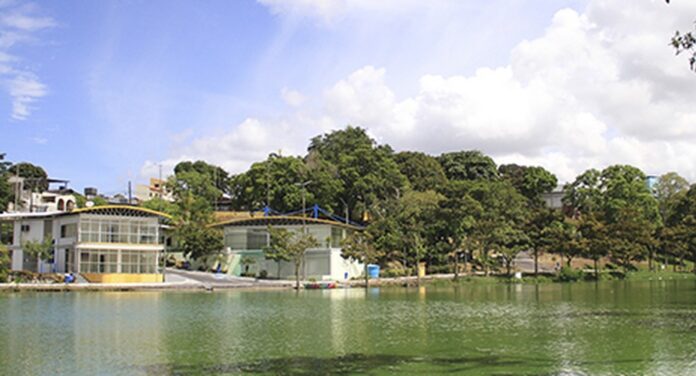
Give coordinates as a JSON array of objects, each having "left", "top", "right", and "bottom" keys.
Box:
[
  {"left": 213, "top": 215, "right": 363, "bottom": 230},
  {"left": 70, "top": 205, "right": 173, "bottom": 220}
]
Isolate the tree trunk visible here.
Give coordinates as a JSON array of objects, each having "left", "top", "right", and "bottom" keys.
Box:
[
  {"left": 679, "top": 255, "right": 684, "bottom": 273},
  {"left": 295, "top": 260, "right": 301, "bottom": 290},
  {"left": 648, "top": 248, "right": 654, "bottom": 272},
  {"left": 533, "top": 248, "right": 539, "bottom": 277},
  {"left": 594, "top": 258, "right": 599, "bottom": 280},
  {"left": 277, "top": 261, "right": 281, "bottom": 280},
  {"left": 364, "top": 262, "right": 369, "bottom": 288},
  {"left": 506, "top": 259, "right": 512, "bottom": 276},
  {"left": 453, "top": 252, "right": 459, "bottom": 281}
]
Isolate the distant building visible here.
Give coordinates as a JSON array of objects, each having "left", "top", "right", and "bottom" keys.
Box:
[
  {"left": 6, "top": 177, "right": 76, "bottom": 213},
  {"left": 541, "top": 185, "right": 565, "bottom": 210},
  {"left": 0, "top": 205, "right": 171, "bottom": 283},
  {"left": 214, "top": 214, "right": 364, "bottom": 281},
  {"left": 646, "top": 175, "right": 659, "bottom": 196},
  {"left": 135, "top": 178, "right": 173, "bottom": 202}
]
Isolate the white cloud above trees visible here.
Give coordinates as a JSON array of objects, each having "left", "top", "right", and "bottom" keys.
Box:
[{"left": 145, "top": 0, "right": 696, "bottom": 183}]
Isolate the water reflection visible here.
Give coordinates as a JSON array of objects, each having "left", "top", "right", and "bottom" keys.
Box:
[{"left": 1, "top": 281, "right": 696, "bottom": 375}]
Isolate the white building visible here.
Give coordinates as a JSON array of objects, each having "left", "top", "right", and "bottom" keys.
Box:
[
  {"left": 215, "top": 215, "right": 364, "bottom": 281},
  {"left": 6, "top": 176, "right": 76, "bottom": 213},
  {"left": 0, "top": 205, "right": 171, "bottom": 283}
]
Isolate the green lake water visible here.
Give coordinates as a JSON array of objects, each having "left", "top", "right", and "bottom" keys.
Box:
[{"left": 2, "top": 280, "right": 696, "bottom": 375}]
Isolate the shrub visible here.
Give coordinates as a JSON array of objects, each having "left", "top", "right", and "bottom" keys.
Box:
[
  {"left": 556, "top": 266, "right": 583, "bottom": 282},
  {"left": 258, "top": 270, "right": 268, "bottom": 279}
]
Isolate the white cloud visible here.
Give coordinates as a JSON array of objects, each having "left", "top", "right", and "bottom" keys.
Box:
[
  {"left": 257, "top": 0, "right": 423, "bottom": 24},
  {"left": 8, "top": 72, "right": 46, "bottom": 119},
  {"left": 281, "top": 87, "right": 305, "bottom": 107},
  {"left": 0, "top": 1, "right": 54, "bottom": 121},
  {"left": 148, "top": 0, "right": 696, "bottom": 184}
]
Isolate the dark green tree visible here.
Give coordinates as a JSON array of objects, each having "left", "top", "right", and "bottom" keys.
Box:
[
  {"left": 231, "top": 153, "right": 310, "bottom": 212},
  {"left": 8, "top": 162, "right": 48, "bottom": 192},
  {"left": 394, "top": 151, "right": 448, "bottom": 192},
  {"left": 438, "top": 150, "right": 499, "bottom": 181},
  {"left": 308, "top": 126, "right": 406, "bottom": 221}
]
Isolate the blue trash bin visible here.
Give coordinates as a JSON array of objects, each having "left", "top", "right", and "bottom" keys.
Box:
[{"left": 367, "top": 264, "right": 380, "bottom": 279}]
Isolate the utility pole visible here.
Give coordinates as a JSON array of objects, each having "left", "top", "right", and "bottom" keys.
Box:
[
  {"left": 158, "top": 164, "right": 163, "bottom": 199},
  {"left": 296, "top": 181, "right": 312, "bottom": 234}
]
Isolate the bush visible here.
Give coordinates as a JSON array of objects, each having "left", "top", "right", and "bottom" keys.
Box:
[
  {"left": 381, "top": 268, "right": 412, "bottom": 278},
  {"left": 427, "top": 264, "right": 453, "bottom": 274},
  {"left": 258, "top": 270, "right": 268, "bottom": 279},
  {"left": 556, "top": 266, "right": 583, "bottom": 282},
  {"left": 240, "top": 272, "right": 256, "bottom": 278}
]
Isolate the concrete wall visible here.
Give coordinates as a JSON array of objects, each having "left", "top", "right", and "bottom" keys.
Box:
[{"left": 228, "top": 248, "right": 363, "bottom": 281}]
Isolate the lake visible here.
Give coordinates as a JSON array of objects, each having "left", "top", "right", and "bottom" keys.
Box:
[{"left": 2, "top": 280, "right": 696, "bottom": 375}]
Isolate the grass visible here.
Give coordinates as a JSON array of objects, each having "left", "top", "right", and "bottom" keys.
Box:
[{"left": 419, "top": 269, "right": 696, "bottom": 286}]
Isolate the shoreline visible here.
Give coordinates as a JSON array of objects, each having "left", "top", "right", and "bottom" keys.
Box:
[{"left": 3, "top": 270, "right": 694, "bottom": 293}]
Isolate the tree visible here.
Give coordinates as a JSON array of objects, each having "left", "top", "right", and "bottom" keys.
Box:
[
  {"left": 466, "top": 180, "right": 528, "bottom": 276},
  {"left": 342, "top": 231, "right": 382, "bottom": 287},
  {"left": 174, "top": 160, "right": 229, "bottom": 195},
  {"left": 23, "top": 238, "right": 53, "bottom": 273},
  {"left": 577, "top": 213, "right": 608, "bottom": 279},
  {"left": 499, "top": 164, "right": 557, "bottom": 204},
  {"left": 654, "top": 172, "right": 689, "bottom": 221},
  {"left": 230, "top": 154, "right": 311, "bottom": 212},
  {"left": 495, "top": 226, "right": 530, "bottom": 276},
  {"left": 431, "top": 181, "right": 481, "bottom": 279},
  {"left": 607, "top": 208, "right": 655, "bottom": 273},
  {"left": 666, "top": 0, "right": 696, "bottom": 70},
  {"left": 526, "top": 206, "right": 558, "bottom": 276},
  {"left": 438, "top": 150, "right": 499, "bottom": 181},
  {"left": 8, "top": 162, "right": 48, "bottom": 192},
  {"left": 140, "top": 197, "right": 178, "bottom": 216},
  {"left": 394, "top": 151, "right": 448, "bottom": 192},
  {"left": 308, "top": 126, "right": 406, "bottom": 221},
  {"left": 563, "top": 168, "right": 602, "bottom": 216},
  {"left": 170, "top": 161, "right": 226, "bottom": 207},
  {"left": 278, "top": 231, "right": 319, "bottom": 290},
  {"left": 0, "top": 244, "right": 10, "bottom": 282},
  {"left": 171, "top": 191, "right": 223, "bottom": 263},
  {"left": 0, "top": 153, "right": 11, "bottom": 212},
  {"left": 265, "top": 226, "right": 292, "bottom": 279},
  {"left": 543, "top": 219, "right": 582, "bottom": 268}
]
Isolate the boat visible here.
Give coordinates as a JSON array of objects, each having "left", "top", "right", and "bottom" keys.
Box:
[{"left": 303, "top": 281, "right": 337, "bottom": 289}]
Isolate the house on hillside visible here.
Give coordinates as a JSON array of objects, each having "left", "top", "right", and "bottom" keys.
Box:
[
  {"left": 214, "top": 215, "right": 364, "bottom": 281},
  {"left": 0, "top": 205, "right": 171, "bottom": 283}
]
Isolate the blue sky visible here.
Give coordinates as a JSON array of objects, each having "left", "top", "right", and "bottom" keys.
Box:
[{"left": 2, "top": 0, "right": 695, "bottom": 195}]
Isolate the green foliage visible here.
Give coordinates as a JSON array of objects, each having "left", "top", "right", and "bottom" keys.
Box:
[
  {"left": 438, "top": 150, "right": 499, "bottom": 181},
  {"left": 231, "top": 154, "right": 311, "bottom": 212},
  {"left": 499, "top": 164, "right": 557, "bottom": 203},
  {"left": 269, "top": 227, "right": 318, "bottom": 289},
  {"left": 556, "top": 266, "right": 583, "bottom": 282},
  {"left": 655, "top": 172, "right": 689, "bottom": 220},
  {"left": 23, "top": 238, "right": 53, "bottom": 264},
  {"left": 265, "top": 226, "right": 292, "bottom": 278},
  {"left": 308, "top": 126, "right": 406, "bottom": 221},
  {"left": 174, "top": 160, "right": 229, "bottom": 194},
  {"left": 169, "top": 161, "right": 226, "bottom": 207},
  {"left": 171, "top": 192, "right": 223, "bottom": 261},
  {"left": 394, "top": 151, "right": 448, "bottom": 192},
  {"left": 8, "top": 162, "right": 48, "bottom": 192},
  {"left": 140, "top": 197, "right": 178, "bottom": 216},
  {"left": 0, "top": 244, "right": 10, "bottom": 282},
  {"left": 0, "top": 173, "right": 9, "bottom": 213},
  {"left": 342, "top": 231, "right": 382, "bottom": 286}
]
